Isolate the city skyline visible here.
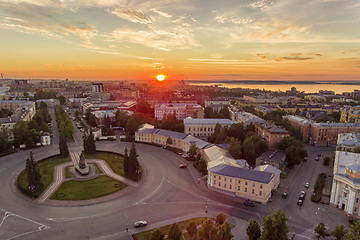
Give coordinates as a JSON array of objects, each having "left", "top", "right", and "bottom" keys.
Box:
[{"left": 0, "top": 0, "right": 359, "bottom": 81}]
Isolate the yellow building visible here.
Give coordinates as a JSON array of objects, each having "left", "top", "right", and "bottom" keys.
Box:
[{"left": 341, "top": 106, "right": 360, "bottom": 124}]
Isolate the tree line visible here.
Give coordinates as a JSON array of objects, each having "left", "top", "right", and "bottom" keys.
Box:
[{"left": 55, "top": 105, "right": 74, "bottom": 140}]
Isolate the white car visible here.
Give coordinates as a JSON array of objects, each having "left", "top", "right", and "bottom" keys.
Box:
[
  {"left": 134, "top": 220, "right": 147, "bottom": 228},
  {"left": 305, "top": 182, "right": 310, "bottom": 188}
]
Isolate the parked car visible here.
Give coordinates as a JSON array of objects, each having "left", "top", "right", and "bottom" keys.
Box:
[
  {"left": 297, "top": 199, "right": 303, "bottom": 206},
  {"left": 244, "top": 199, "right": 254, "bottom": 207},
  {"left": 282, "top": 192, "right": 288, "bottom": 198},
  {"left": 305, "top": 182, "right": 310, "bottom": 188},
  {"left": 318, "top": 153, "right": 322, "bottom": 157},
  {"left": 299, "top": 191, "right": 306, "bottom": 200},
  {"left": 134, "top": 220, "right": 147, "bottom": 228},
  {"left": 179, "top": 164, "right": 188, "bottom": 168},
  {"left": 315, "top": 157, "right": 320, "bottom": 161},
  {"left": 303, "top": 157, "right": 307, "bottom": 162}
]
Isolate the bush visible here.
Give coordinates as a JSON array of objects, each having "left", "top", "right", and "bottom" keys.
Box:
[{"left": 311, "top": 173, "right": 327, "bottom": 202}]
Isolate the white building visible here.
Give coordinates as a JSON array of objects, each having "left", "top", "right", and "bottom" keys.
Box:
[
  {"left": 330, "top": 151, "right": 360, "bottom": 217},
  {"left": 231, "top": 111, "right": 266, "bottom": 127},
  {"left": 154, "top": 103, "right": 204, "bottom": 120},
  {"left": 40, "top": 132, "right": 51, "bottom": 146},
  {"left": 184, "top": 118, "right": 236, "bottom": 138},
  {"left": 337, "top": 133, "right": 360, "bottom": 151}
]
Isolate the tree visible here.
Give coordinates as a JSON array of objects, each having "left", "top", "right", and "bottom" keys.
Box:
[
  {"left": 216, "top": 213, "right": 227, "bottom": 225},
  {"left": 331, "top": 225, "right": 347, "bottom": 240},
  {"left": 261, "top": 209, "right": 288, "bottom": 240},
  {"left": 25, "top": 151, "right": 42, "bottom": 196},
  {"left": 188, "top": 144, "right": 198, "bottom": 161},
  {"left": 345, "top": 220, "right": 360, "bottom": 240},
  {"left": 127, "top": 143, "right": 140, "bottom": 181},
  {"left": 166, "top": 136, "right": 173, "bottom": 146},
  {"left": 123, "top": 148, "right": 129, "bottom": 177},
  {"left": 186, "top": 222, "right": 197, "bottom": 240},
  {"left": 219, "top": 106, "right": 230, "bottom": 119},
  {"left": 59, "top": 134, "right": 69, "bottom": 157},
  {"left": 151, "top": 228, "right": 164, "bottom": 240},
  {"left": 0, "top": 127, "right": 11, "bottom": 154},
  {"left": 125, "top": 117, "right": 139, "bottom": 140},
  {"left": 87, "top": 113, "right": 97, "bottom": 127},
  {"left": 198, "top": 218, "right": 217, "bottom": 240},
  {"left": 83, "top": 132, "right": 96, "bottom": 154},
  {"left": 315, "top": 222, "right": 328, "bottom": 239},
  {"left": 229, "top": 137, "right": 242, "bottom": 159},
  {"left": 217, "top": 220, "right": 233, "bottom": 240},
  {"left": 168, "top": 222, "right": 182, "bottom": 240},
  {"left": 246, "top": 220, "right": 261, "bottom": 240},
  {"left": 197, "top": 157, "right": 208, "bottom": 176}
]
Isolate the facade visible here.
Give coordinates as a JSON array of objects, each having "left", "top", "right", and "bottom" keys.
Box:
[
  {"left": 154, "top": 103, "right": 204, "bottom": 120},
  {"left": 92, "top": 110, "right": 116, "bottom": 127},
  {"left": 183, "top": 118, "right": 236, "bottom": 138},
  {"left": 231, "top": 111, "right": 266, "bottom": 127},
  {"left": 40, "top": 132, "right": 51, "bottom": 146},
  {"left": 92, "top": 83, "right": 104, "bottom": 93},
  {"left": 285, "top": 115, "right": 360, "bottom": 146},
  {"left": 341, "top": 106, "right": 360, "bottom": 124},
  {"left": 330, "top": 151, "right": 360, "bottom": 217},
  {"left": 256, "top": 149, "right": 286, "bottom": 170},
  {"left": 255, "top": 122, "right": 290, "bottom": 149},
  {"left": 205, "top": 99, "right": 230, "bottom": 113},
  {"left": 135, "top": 125, "right": 280, "bottom": 204},
  {"left": 243, "top": 95, "right": 282, "bottom": 104}
]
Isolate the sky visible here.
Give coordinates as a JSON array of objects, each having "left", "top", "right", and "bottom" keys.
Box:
[{"left": 0, "top": 0, "right": 359, "bottom": 81}]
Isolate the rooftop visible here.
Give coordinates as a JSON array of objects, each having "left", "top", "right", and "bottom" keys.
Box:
[
  {"left": 184, "top": 118, "right": 236, "bottom": 125},
  {"left": 257, "top": 122, "right": 289, "bottom": 133},
  {"left": 337, "top": 133, "right": 360, "bottom": 147},
  {"left": 155, "top": 129, "right": 189, "bottom": 140}
]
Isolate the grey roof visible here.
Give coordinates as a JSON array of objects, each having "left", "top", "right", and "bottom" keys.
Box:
[
  {"left": 257, "top": 149, "right": 286, "bottom": 163},
  {"left": 137, "top": 128, "right": 159, "bottom": 134},
  {"left": 258, "top": 122, "right": 289, "bottom": 133},
  {"left": 209, "top": 163, "right": 273, "bottom": 184},
  {"left": 216, "top": 143, "right": 230, "bottom": 150},
  {"left": 313, "top": 122, "right": 360, "bottom": 127},
  {"left": 184, "top": 135, "right": 213, "bottom": 149},
  {"left": 155, "top": 129, "right": 189, "bottom": 140},
  {"left": 184, "top": 118, "right": 236, "bottom": 125}
]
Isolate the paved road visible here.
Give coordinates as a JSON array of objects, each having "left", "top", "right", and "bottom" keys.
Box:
[{"left": 0, "top": 107, "right": 349, "bottom": 239}]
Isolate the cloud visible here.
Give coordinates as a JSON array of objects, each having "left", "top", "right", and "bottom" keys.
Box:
[
  {"left": 341, "top": 48, "right": 359, "bottom": 54},
  {"left": 110, "top": 5, "right": 153, "bottom": 24},
  {"left": 248, "top": 0, "right": 273, "bottom": 11},
  {"left": 275, "top": 53, "right": 321, "bottom": 61}
]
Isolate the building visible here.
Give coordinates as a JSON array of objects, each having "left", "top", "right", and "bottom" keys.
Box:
[
  {"left": 341, "top": 106, "right": 360, "bottom": 124},
  {"left": 92, "top": 83, "right": 104, "bottom": 93},
  {"left": 0, "top": 116, "right": 20, "bottom": 141},
  {"left": 36, "top": 99, "right": 60, "bottom": 107},
  {"left": 92, "top": 110, "right": 116, "bottom": 127},
  {"left": 256, "top": 149, "right": 286, "bottom": 170},
  {"left": 231, "top": 111, "right": 266, "bottom": 127},
  {"left": 337, "top": 133, "right": 360, "bottom": 151},
  {"left": 255, "top": 122, "right": 290, "bottom": 149},
  {"left": 343, "top": 90, "right": 360, "bottom": 100},
  {"left": 285, "top": 115, "right": 360, "bottom": 146},
  {"left": 135, "top": 125, "right": 280, "bottom": 204},
  {"left": 184, "top": 118, "right": 236, "bottom": 138},
  {"left": 243, "top": 95, "right": 282, "bottom": 104},
  {"left": 154, "top": 103, "right": 204, "bottom": 120},
  {"left": 330, "top": 151, "right": 360, "bottom": 217},
  {"left": 205, "top": 99, "right": 230, "bottom": 113}
]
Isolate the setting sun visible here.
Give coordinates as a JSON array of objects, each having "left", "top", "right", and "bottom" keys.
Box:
[{"left": 156, "top": 74, "right": 166, "bottom": 81}]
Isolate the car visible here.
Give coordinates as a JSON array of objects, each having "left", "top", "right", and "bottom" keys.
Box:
[
  {"left": 303, "top": 157, "right": 307, "bottom": 162},
  {"left": 80, "top": 128, "right": 85, "bottom": 132},
  {"left": 282, "top": 192, "right": 288, "bottom": 198},
  {"left": 244, "top": 199, "right": 254, "bottom": 207},
  {"left": 315, "top": 157, "right": 320, "bottom": 161},
  {"left": 179, "top": 163, "right": 188, "bottom": 168},
  {"left": 318, "top": 153, "right": 322, "bottom": 157},
  {"left": 134, "top": 220, "right": 147, "bottom": 228},
  {"left": 297, "top": 199, "right": 303, "bottom": 206},
  {"left": 305, "top": 182, "right": 310, "bottom": 188},
  {"left": 299, "top": 191, "right": 306, "bottom": 200}
]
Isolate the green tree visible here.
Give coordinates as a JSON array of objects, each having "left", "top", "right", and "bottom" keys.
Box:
[
  {"left": 331, "top": 225, "right": 347, "bottom": 240},
  {"left": 25, "top": 151, "right": 42, "bottom": 196},
  {"left": 198, "top": 218, "right": 217, "bottom": 240},
  {"left": 59, "top": 134, "right": 69, "bottom": 157},
  {"left": 217, "top": 220, "right": 233, "bottom": 240},
  {"left": 229, "top": 137, "right": 242, "bottom": 159},
  {"left": 166, "top": 136, "right": 173, "bottom": 146},
  {"left": 186, "top": 222, "right": 197, "bottom": 240},
  {"left": 123, "top": 148, "right": 129, "bottom": 177},
  {"left": 216, "top": 213, "right": 227, "bottom": 225},
  {"left": 127, "top": 143, "right": 140, "bottom": 181},
  {"left": 261, "top": 209, "right": 289, "bottom": 240},
  {"left": 168, "top": 222, "right": 182, "bottom": 240},
  {"left": 315, "top": 222, "right": 328, "bottom": 239},
  {"left": 151, "top": 228, "right": 164, "bottom": 240},
  {"left": 345, "top": 220, "right": 360, "bottom": 239},
  {"left": 0, "top": 127, "right": 11, "bottom": 154},
  {"left": 188, "top": 144, "right": 198, "bottom": 161},
  {"left": 83, "top": 132, "right": 96, "bottom": 154},
  {"left": 219, "top": 106, "right": 230, "bottom": 119},
  {"left": 246, "top": 220, "right": 261, "bottom": 240},
  {"left": 197, "top": 157, "right": 208, "bottom": 176},
  {"left": 87, "top": 113, "right": 97, "bottom": 127},
  {"left": 125, "top": 117, "right": 139, "bottom": 140}
]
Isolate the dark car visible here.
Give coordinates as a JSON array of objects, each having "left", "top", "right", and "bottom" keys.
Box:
[
  {"left": 303, "top": 157, "right": 307, "bottom": 162},
  {"left": 282, "top": 192, "right": 288, "bottom": 198},
  {"left": 315, "top": 157, "right": 320, "bottom": 161},
  {"left": 318, "top": 153, "right": 322, "bottom": 157},
  {"left": 179, "top": 164, "right": 188, "bottom": 168},
  {"left": 297, "top": 199, "right": 303, "bottom": 206},
  {"left": 134, "top": 221, "right": 147, "bottom": 228},
  {"left": 244, "top": 200, "right": 254, "bottom": 207}
]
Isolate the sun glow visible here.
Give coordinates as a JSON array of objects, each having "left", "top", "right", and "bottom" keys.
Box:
[{"left": 156, "top": 74, "right": 166, "bottom": 81}]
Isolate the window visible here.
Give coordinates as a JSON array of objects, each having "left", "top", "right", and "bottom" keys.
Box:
[
  {"left": 357, "top": 198, "right": 359, "bottom": 203},
  {"left": 214, "top": 180, "right": 216, "bottom": 185},
  {"left": 214, "top": 175, "right": 216, "bottom": 179},
  {"left": 245, "top": 182, "right": 248, "bottom": 185},
  {"left": 229, "top": 185, "right": 232, "bottom": 189},
  {"left": 219, "top": 177, "right": 221, "bottom": 180},
  {"left": 260, "top": 185, "right": 263, "bottom": 189},
  {"left": 252, "top": 183, "right": 255, "bottom": 187},
  {"left": 238, "top": 186, "right": 240, "bottom": 191},
  {"left": 344, "top": 192, "right": 347, "bottom": 198},
  {"left": 218, "top": 182, "right": 220, "bottom": 186},
  {"left": 245, "top": 188, "right": 247, "bottom": 192},
  {"left": 260, "top": 191, "right": 262, "bottom": 196},
  {"left": 224, "top": 177, "right": 226, "bottom": 181},
  {"left": 230, "top": 179, "right": 232, "bottom": 183},
  {"left": 224, "top": 184, "right": 226, "bottom": 188},
  {"left": 252, "top": 189, "right": 254, "bottom": 194},
  {"left": 356, "top": 207, "right": 358, "bottom": 212}
]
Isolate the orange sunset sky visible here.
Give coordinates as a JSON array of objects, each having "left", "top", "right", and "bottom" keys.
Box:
[{"left": 0, "top": 0, "right": 359, "bottom": 81}]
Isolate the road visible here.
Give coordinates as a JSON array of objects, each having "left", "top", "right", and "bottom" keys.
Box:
[{"left": 0, "top": 107, "right": 349, "bottom": 239}]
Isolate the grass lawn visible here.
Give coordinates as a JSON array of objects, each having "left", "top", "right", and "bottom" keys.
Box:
[
  {"left": 85, "top": 152, "right": 125, "bottom": 176},
  {"left": 17, "top": 155, "right": 70, "bottom": 198},
  {"left": 133, "top": 217, "right": 212, "bottom": 240},
  {"left": 50, "top": 175, "right": 127, "bottom": 200}
]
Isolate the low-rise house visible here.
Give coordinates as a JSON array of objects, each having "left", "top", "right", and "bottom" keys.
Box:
[
  {"left": 256, "top": 149, "right": 286, "bottom": 170},
  {"left": 255, "top": 122, "right": 290, "bottom": 149},
  {"left": 40, "top": 132, "right": 51, "bottom": 146},
  {"left": 184, "top": 118, "right": 236, "bottom": 138}
]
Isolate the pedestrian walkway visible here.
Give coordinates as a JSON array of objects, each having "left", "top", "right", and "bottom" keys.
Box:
[{"left": 36, "top": 159, "right": 138, "bottom": 205}]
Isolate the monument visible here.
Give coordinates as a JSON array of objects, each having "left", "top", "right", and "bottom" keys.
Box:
[{"left": 76, "top": 153, "right": 90, "bottom": 175}]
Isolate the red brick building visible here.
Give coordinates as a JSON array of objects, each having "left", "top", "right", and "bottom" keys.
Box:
[{"left": 255, "top": 122, "right": 290, "bottom": 149}]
